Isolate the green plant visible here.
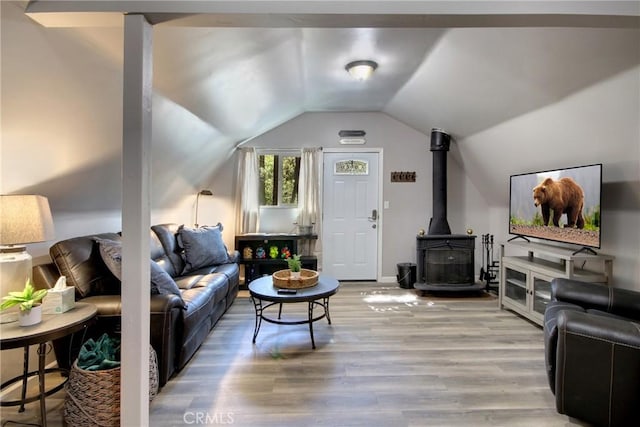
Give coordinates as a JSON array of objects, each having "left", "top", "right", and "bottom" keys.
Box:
[
  {"left": 287, "top": 254, "right": 302, "bottom": 272},
  {"left": 0, "top": 279, "right": 48, "bottom": 312}
]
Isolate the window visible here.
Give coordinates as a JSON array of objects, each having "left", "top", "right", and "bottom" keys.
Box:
[
  {"left": 334, "top": 159, "right": 369, "bottom": 175},
  {"left": 259, "top": 151, "right": 301, "bottom": 206}
]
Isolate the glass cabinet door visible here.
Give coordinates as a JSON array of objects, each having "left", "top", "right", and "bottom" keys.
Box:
[
  {"left": 532, "top": 274, "right": 552, "bottom": 316},
  {"left": 504, "top": 267, "right": 527, "bottom": 307}
]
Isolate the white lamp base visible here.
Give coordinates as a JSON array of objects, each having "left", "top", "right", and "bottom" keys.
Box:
[{"left": 0, "top": 246, "right": 32, "bottom": 324}]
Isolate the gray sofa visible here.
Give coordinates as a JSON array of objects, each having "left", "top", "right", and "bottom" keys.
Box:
[{"left": 33, "top": 223, "right": 239, "bottom": 387}]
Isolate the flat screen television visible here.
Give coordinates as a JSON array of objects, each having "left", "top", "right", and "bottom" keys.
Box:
[{"left": 509, "top": 163, "right": 602, "bottom": 249}]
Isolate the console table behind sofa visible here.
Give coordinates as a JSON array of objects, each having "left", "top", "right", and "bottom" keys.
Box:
[{"left": 235, "top": 233, "right": 318, "bottom": 286}]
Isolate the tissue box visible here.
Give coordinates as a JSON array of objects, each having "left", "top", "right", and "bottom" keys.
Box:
[{"left": 43, "top": 287, "right": 75, "bottom": 314}]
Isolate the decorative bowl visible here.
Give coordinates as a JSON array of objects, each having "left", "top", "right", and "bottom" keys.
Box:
[{"left": 272, "top": 269, "right": 319, "bottom": 289}]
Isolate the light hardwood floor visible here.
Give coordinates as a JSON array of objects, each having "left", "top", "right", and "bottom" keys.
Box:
[
  {"left": 2, "top": 283, "right": 586, "bottom": 426},
  {"left": 150, "top": 282, "right": 585, "bottom": 427}
]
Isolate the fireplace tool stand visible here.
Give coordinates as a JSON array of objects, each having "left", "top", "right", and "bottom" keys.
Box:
[{"left": 479, "top": 234, "right": 499, "bottom": 292}]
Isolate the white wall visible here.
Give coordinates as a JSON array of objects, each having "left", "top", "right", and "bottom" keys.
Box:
[
  {"left": 0, "top": 2, "right": 237, "bottom": 252},
  {"left": 0, "top": 3, "right": 234, "bottom": 381},
  {"left": 460, "top": 67, "right": 640, "bottom": 290},
  {"left": 215, "top": 112, "right": 490, "bottom": 279}
]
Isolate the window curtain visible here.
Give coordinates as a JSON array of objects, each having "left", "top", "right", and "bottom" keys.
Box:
[
  {"left": 297, "top": 147, "right": 322, "bottom": 266},
  {"left": 235, "top": 147, "right": 259, "bottom": 234}
]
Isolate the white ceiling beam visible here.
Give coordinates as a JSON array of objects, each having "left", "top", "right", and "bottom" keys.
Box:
[
  {"left": 24, "top": 1, "right": 640, "bottom": 16},
  {"left": 25, "top": 1, "right": 640, "bottom": 28}
]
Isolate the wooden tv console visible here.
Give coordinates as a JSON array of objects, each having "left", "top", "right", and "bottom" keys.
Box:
[{"left": 499, "top": 241, "right": 613, "bottom": 326}]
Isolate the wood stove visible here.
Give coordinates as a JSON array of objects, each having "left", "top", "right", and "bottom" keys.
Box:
[
  {"left": 415, "top": 234, "right": 479, "bottom": 291},
  {"left": 413, "top": 129, "right": 484, "bottom": 292}
]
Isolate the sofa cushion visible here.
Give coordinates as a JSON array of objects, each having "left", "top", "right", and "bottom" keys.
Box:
[
  {"left": 150, "top": 261, "right": 184, "bottom": 302},
  {"left": 210, "top": 263, "right": 240, "bottom": 283},
  {"left": 177, "top": 224, "right": 229, "bottom": 274},
  {"left": 176, "top": 273, "right": 229, "bottom": 305},
  {"left": 151, "top": 224, "right": 186, "bottom": 277},
  {"left": 50, "top": 233, "right": 122, "bottom": 298},
  {"left": 95, "top": 237, "right": 122, "bottom": 280}
]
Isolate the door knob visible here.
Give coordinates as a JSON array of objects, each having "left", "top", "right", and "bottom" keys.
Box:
[{"left": 368, "top": 209, "right": 378, "bottom": 221}]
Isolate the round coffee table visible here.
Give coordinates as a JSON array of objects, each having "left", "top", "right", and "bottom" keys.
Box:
[{"left": 248, "top": 274, "right": 339, "bottom": 349}]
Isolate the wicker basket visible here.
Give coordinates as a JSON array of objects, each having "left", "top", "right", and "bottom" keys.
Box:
[
  {"left": 272, "top": 268, "right": 319, "bottom": 289},
  {"left": 64, "top": 345, "right": 159, "bottom": 426}
]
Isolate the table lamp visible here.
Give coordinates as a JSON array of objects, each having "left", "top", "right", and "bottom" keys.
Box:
[{"left": 0, "top": 195, "right": 55, "bottom": 323}]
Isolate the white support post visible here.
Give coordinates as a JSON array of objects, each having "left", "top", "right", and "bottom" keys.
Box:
[{"left": 121, "top": 14, "right": 152, "bottom": 427}]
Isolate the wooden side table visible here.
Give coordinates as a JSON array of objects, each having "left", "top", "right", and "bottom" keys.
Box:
[{"left": 1, "top": 302, "right": 97, "bottom": 427}]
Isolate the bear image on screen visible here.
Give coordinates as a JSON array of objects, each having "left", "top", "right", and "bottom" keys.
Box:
[
  {"left": 509, "top": 164, "right": 602, "bottom": 248},
  {"left": 532, "top": 177, "right": 584, "bottom": 228}
]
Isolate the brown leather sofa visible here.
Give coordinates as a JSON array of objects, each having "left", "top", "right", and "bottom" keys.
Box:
[
  {"left": 32, "top": 223, "right": 239, "bottom": 387},
  {"left": 543, "top": 278, "right": 640, "bottom": 426}
]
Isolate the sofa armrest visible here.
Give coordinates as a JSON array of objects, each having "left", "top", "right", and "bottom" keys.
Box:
[
  {"left": 32, "top": 263, "right": 59, "bottom": 290},
  {"left": 543, "top": 301, "right": 586, "bottom": 393},
  {"left": 227, "top": 250, "right": 240, "bottom": 264},
  {"left": 150, "top": 293, "right": 186, "bottom": 313},
  {"left": 554, "top": 310, "right": 640, "bottom": 426},
  {"left": 551, "top": 278, "right": 640, "bottom": 321},
  {"left": 150, "top": 294, "right": 183, "bottom": 387}
]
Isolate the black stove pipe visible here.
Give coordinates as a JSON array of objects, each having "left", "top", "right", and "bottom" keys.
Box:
[{"left": 427, "top": 128, "right": 452, "bottom": 235}]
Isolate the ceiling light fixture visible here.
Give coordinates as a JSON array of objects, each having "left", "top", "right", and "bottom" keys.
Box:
[{"left": 345, "top": 60, "right": 378, "bottom": 81}]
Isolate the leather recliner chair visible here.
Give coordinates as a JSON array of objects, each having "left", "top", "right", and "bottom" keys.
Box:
[{"left": 543, "top": 278, "right": 640, "bottom": 427}]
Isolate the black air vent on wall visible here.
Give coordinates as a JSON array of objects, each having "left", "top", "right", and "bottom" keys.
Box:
[{"left": 338, "top": 130, "right": 366, "bottom": 138}]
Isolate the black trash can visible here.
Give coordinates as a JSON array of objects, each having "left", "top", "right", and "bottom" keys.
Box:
[{"left": 397, "top": 263, "right": 417, "bottom": 289}]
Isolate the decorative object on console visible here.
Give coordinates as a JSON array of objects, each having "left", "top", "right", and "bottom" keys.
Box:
[
  {"left": 0, "top": 278, "right": 48, "bottom": 326},
  {"left": 194, "top": 189, "right": 213, "bottom": 228},
  {"left": 0, "top": 194, "right": 54, "bottom": 323},
  {"left": 280, "top": 246, "right": 291, "bottom": 259},
  {"left": 243, "top": 247, "right": 253, "bottom": 259},
  {"left": 269, "top": 246, "right": 279, "bottom": 259}
]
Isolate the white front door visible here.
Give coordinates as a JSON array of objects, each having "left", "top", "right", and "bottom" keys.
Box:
[{"left": 322, "top": 151, "right": 379, "bottom": 280}]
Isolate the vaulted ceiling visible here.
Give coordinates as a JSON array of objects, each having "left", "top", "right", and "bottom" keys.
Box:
[
  {"left": 23, "top": 1, "right": 640, "bottom": 206},
  {"left": 26, "top": 1, "right": 640, "bottom": 142}
]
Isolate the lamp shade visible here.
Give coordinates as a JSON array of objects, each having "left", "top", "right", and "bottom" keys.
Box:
[{"left": 0, "top": 195, "right": 55, "bottom": 246}]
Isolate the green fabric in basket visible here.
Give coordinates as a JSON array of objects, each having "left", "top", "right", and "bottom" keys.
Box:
[{"left": 77, "top": 333, "right": 121, "bottom": 371}]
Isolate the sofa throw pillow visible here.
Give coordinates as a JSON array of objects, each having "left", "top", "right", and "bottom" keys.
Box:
[
  {"left": 177, "top": 225, "right": 229, "bottom": 274},
  {"left": 95, "top": 237, "right": 122, "bottom": 280},
  {"left": 150, "top": 261, "right": 185, "bottom": 306}
]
